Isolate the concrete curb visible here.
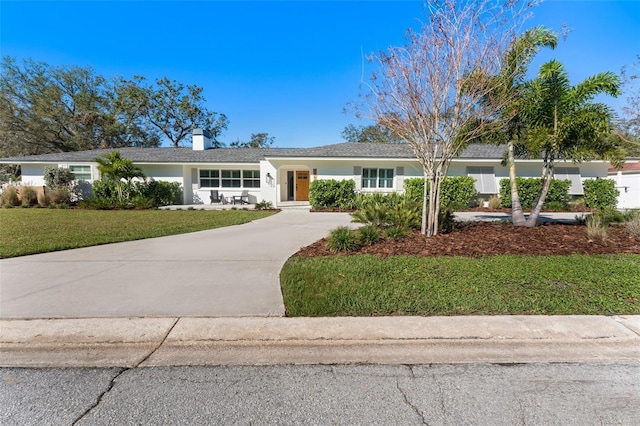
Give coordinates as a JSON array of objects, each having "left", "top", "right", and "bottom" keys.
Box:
[{"left": 1, "top": 316, "right": 639, "bottom": 367}]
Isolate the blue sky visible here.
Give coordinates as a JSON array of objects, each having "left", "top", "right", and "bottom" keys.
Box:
[{"left": 1, "top": 0, "right": 639, "bottom": 148}]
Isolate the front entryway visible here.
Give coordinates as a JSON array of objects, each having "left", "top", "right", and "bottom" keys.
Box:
[{"left": 295, "top": 171, "right": 309, "bottom": 201}]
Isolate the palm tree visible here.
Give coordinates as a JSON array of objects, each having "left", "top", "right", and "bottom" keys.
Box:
[
  {"left": 490, "top": 26, "right": 558, "bottom": 226},
  {"left": 519, "top": 60, "right": 622, "bottom": 226},
  {"left": 94, "top": 151, "right": 145, "bottom": 202}
]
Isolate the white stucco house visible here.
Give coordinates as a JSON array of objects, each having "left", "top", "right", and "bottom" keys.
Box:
[
  {"left": 608, "top": 160, "right": 640, "bottom": 210},
  {"left": 1, "top": 129, "right": 614, "bottom": 207}
]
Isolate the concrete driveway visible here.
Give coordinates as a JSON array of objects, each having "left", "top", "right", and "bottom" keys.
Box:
[{"left": 0, "top": 210, "right": 352, "bottom": 318}]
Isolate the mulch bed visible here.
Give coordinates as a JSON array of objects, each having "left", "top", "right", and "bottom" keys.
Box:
[{"left": 295, "top": 222, "right": 640, "bottom": 258}]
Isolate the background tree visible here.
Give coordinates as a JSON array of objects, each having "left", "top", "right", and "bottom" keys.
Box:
[
  {"left": 341, "top": 124, "right": 403, "bottom": 144},
  {"left": 0, "top": 57, "right": 158, "bottom": 158},
  {"left": 229, "top": 132, "right": 275, "bottom": 148},
  {"left": 518, "top": 60, "right": 622, "bottom": 226},
  {"left": 617, "top": 55, "right": 640, "bottom": 156},
  {"left": 121, "top": 76, "right": 229, "bottom": 148},
  {"left": 357, "top": 0, "right": 531, "bottom": 236}
]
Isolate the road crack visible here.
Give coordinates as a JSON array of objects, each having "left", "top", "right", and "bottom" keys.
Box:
[
  {"left": 70, "top": 317, "right": 180, "bottom": 425},
  {"left": 396, "top": 378, "right": 429, "bottom": 425}
]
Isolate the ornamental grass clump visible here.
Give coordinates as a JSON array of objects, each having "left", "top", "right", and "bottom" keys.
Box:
[
  {"left": 326, "top": 226, "right": 360, "bottom": 253},
  {"left": 488, "top": 195, "right": 502, "bottom": 210},
  {"left": 1, "top": 186, "right": 20, "bottom": 207},
  {"left": 20, "top": 186, "right": 38, "bottom": 207},
  {"left": 586, "top": 214, "right": 608, "bottom": 243},
  {"left": 625, "top": 211, "right": 640, "bottom": 238},
  {"left": 358, "top": 225, "right": 382, "bottom": 246}
]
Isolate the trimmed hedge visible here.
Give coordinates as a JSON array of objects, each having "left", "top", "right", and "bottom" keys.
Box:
[
  {"left": 403, "top": 176, "right": 477, "bottom": 210},
  {"left": 583, "top": 178, "right": 619, "bottom": 210},
  {"left": 309, "top": 179, "right": 356, "bottom": 210},
  {"left": 499, "top": 178, "right": 571, "bottom": 209}
]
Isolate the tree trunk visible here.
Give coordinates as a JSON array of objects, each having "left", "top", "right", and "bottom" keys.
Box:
[
  {"left": 525, "top": 165, "right": 553, "bottom": 227},
  {"left": 507, "top": 141, "right": 526, "bottom": 226},
  {"left": 421, "top": 171, "right": 428, "bottom": 235},
  {"left": 425, "top": 172, "right": 443, "bottom": 237}
]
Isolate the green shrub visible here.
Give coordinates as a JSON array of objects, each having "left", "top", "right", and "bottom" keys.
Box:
[
  {"left": 131, "top": 195, "right": 154, "bottom": 209},
  {"left": 385, "top": 226, "right": 407, "bottom": 240},
  {"left": 77, "top": 197, "right": 115, "bottom": 210},
  {"left": 499, "top": 178, "right": 571, "bottom": 210},
  {"left": 358, "top": 225, "right": 382, "bottom": 246},
  {"left": 583, "top": 178, "right": 619, "bottom": 210},
  {"left": 351, "top": 202, "right": 391, "bottom": 228},
  {"left": 403, "top": 176, "right": 477, "bottom": 210},
  {"left": 43, "top": 166, "right": 74, "bottom": 188},
  {"left": 1, "top": 186, "right": 20, "bottom": 207},
  {"left": 90, "top": 179, "right": 181, "bottom": 208},
  {"left": 403, "top": 178, "right": 425, "bottom": 203},
  {"left": 440, "top": 176, "right": 477, "bottom": 210},
  {"left": 438, "top": 208, "right": 456, "bottom": 234},
  {"left": 255, "top": 200, "right": 274, "bottom": 210},
  {"left": 543, "top": 201, "right": 566, "bottom": 212},
  {"left": 355, "top": 192, "right": 405, "bottom": 210},
  {"left": 136, "top": 180, "right": 182, "bottom": 207},
  {"left": 20, "top": 186, "right": 38, "bottom": 207},
  {"left": 596, "top": 207, "right": 625, "bottom": 225},
  {"left": 351, "top": 194, "right": 421, "bottom": 230},
  {"left": 326, "top": 226, "right": 360, "bottom": 252},
  {"left": 388, "top": 201, "right": 422, "bottom": 229},
  {"left": 309, "top": 179, "right": 356, "bottom": 210}
]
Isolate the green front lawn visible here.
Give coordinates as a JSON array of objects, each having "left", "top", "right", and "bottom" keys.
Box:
[
  {"left": 281, "top": 254, "right": 640, "bottom": 316},
  {"left": 0, "top": 208, "right": 275, "bottom": 258}
]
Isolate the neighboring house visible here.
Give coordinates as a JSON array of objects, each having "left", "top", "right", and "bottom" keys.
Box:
[
  {"left": 608, "top": 160, "right": 640, "bottom": 210},
  {"left": 1, "top": 129, "right": 612, "bottom": 207}
]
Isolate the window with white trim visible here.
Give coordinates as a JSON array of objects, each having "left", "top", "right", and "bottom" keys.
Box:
[
  {"left": 242, "top": 170, "right": 260, "bottom": 188},
  {"left": 199, "top": 169, "right": 219, "bottom": 187},
  {"left": 69, "top": 165, "right": 91, "bottom": 181},
  {"left": 221, "top": 170, "right": 241, "bottom": 188},
  {"left": 467, "top": 166, "right": 497, "bottom": 194},
  {"left": 554, "top": 167, "right": 583, "bottom": 195},
  {"left": 363, "top": 168, "right": 394, "bottom": 189}
]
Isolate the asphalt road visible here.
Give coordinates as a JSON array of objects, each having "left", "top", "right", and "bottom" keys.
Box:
[{"left": 3, "top": 363, "right": 639, "bottom": 425}]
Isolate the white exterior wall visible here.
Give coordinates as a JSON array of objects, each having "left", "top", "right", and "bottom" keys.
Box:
[
  {"left": 260, "top": 160, "right": 278, "bottom": 206},
  {"left": 610, "top": 170, "right": 640, "bottom": 209},
  {"left": 20, "top": 164, "right": 47, "bottom": 187}
]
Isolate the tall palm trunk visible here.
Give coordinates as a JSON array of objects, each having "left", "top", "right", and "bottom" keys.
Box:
[
  {"left": 507, "top": 140, "right": 526, "bottom": 226},
  {"left": 525, "top": 164, "right": 553, "bottom": 227}
]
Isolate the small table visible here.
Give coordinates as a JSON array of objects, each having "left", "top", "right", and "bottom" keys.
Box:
[{"left": 232, "top": 194, "right": 249, "bottom": 205}]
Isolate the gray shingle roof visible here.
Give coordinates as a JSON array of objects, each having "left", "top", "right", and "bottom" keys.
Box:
[{"left": 0, "top": 142, "right": 507, "bottom": 164}]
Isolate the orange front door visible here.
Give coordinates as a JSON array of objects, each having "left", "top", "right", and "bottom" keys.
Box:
[{"left": 295, "top": 171, "right": 309, "bottom": 201}]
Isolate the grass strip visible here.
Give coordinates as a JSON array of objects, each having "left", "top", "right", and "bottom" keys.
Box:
[
  {"left": 281, "top": 254, "right": 640, "bottom": 316},
  {"left": 0, "top": 208, "right": 275, "bottom": 258}
]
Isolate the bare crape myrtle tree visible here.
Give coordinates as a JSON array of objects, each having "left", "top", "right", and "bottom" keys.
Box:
[{"left": 356, "top": 0, "right": 534, "bottom": 236}]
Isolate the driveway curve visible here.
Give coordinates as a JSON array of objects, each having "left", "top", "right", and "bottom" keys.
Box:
[{"left": 0, "top": 210, "right": 352, "bottom": 318}]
